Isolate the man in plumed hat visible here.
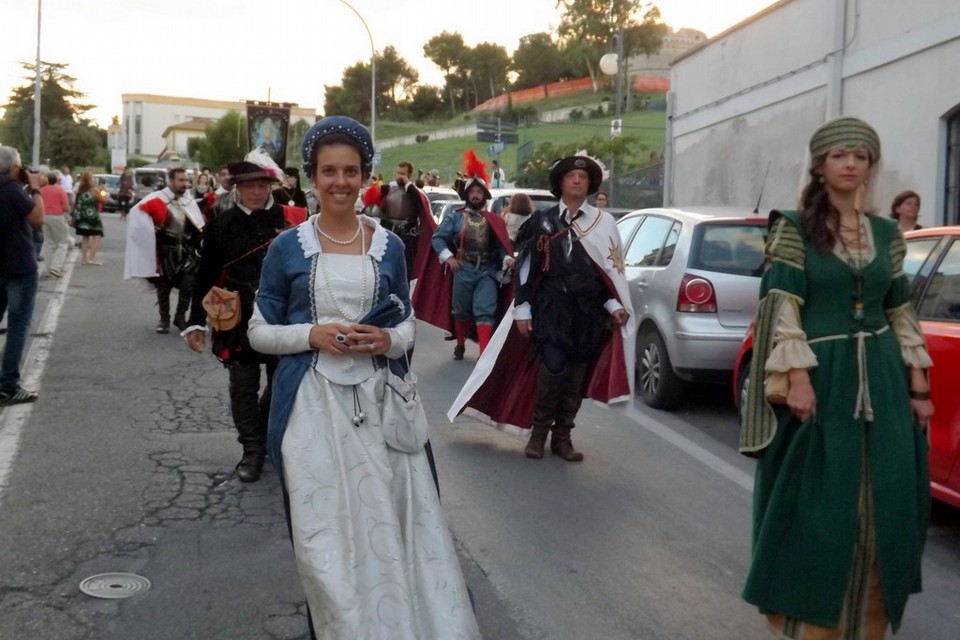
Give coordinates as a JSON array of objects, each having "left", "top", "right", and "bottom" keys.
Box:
[
  {"left": 182, "top": 150, "right": 295, "bottom": 482},
  {"left": 123, "top": 167, "right": 205, "bottom": 334},
  {"left": 419, "top": 150, "right": 514, "bottom": 360},
  {"left": 448, "top": 152, "right": 636, "bottom": 463}
]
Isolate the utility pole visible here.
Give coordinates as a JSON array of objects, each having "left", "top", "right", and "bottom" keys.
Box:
[{"left": 32, "top": 0, "right": 42, "bottom": 167}]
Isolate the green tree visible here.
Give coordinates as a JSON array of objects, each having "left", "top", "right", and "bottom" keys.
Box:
[
  {"left": 407, "top": 86, "right": 444, "bottom": 121},
  {"left": 512, "top": 33, "right": 568, "bottom": 96},
  {"left": 377, "top": 46, "right": 419, "bottom": 121},
  {"left": 423, "top": 31, "right": 469, "bottom": 116},
  {"left": 191, "top": 111, "right": 247, "bottom": 169},
  {"left": 463, "top": 42, "right": 510, "bottom": 107},
  {"left": 556, "top": 0, "right": 667, "bottom": 90},
  {"left": 515, "top": 134, "right": 646, "bottom": 189},
  {"left": 0, "top": 61, "right": 104, "bottom": 166}
]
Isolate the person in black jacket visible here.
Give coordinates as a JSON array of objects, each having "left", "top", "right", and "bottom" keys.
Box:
[{"left": 184, "top": 156, "right": 290, "bottom": 482}]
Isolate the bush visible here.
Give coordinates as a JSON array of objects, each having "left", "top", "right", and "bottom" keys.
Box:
[{"left": 568, "top": 108, "right": 584, "bottom": 122}]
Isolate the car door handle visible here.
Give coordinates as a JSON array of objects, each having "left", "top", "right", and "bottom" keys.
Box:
[{"left": 635, "top": 280, "right": 649, "bottom": 289}]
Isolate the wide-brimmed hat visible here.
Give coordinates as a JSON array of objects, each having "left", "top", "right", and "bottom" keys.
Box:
[
  {"left": 301, "top": 116, "right": 374, "bottom": 177},
  {"left": 228, "top": 148, "right": 285, "bottom": 184},
  {"left": 549, "top": 153, "right": 605, "bottom": 197}
]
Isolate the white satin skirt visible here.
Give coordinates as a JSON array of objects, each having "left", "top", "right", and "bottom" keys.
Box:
[{"left": 281, "top": 368, "right": 481, "bottom": 640}]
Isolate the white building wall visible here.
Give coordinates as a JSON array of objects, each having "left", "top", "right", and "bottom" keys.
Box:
[
  {"left": 668, "top": 0, "right": 960, "bottom": 225},
  {"left": 121, "top": 95, "right": 315, "bottom": 161}
]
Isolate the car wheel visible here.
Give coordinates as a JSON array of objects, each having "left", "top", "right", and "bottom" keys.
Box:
[
  {"left": 637, "top": 329, "right": 682, "bottom": 409},
  {"left": 737, "top": 358, "right": 751, "bottom": 424}
]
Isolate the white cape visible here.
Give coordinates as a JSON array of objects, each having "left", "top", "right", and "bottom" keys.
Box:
[{"left": 123, "top": 188, "right": 205, "bottom": 281}]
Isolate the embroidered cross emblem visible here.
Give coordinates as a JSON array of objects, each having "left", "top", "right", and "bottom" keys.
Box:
[{"left": 607, "top": 237, "right": 625, "bottom": 274}]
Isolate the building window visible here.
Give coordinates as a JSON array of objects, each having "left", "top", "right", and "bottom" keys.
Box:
[
  {"left": 134, "top": 114, "right": 142, "bottom": 155},
  {"left": 947, "top": 108, "right": 960, "bottom": 225}
]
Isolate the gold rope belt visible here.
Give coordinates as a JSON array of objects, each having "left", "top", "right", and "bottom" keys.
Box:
[{"left": 807, "top": 325, "right": 890, "bottom": 421}]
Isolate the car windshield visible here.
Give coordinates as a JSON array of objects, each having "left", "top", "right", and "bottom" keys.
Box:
[{"left": 689, "top": 221, "right": 767, "bottom": 276}]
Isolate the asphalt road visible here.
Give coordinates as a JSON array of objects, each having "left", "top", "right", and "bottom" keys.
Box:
[{"left": 0, "top": 214, "right": 957, "bottom": 639}]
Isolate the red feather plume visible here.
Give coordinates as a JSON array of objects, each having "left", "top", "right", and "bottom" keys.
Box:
[
  {"left": 363, "top": 185, "right": 381, "bottom": 208},
  {"left": 139, "top": 197, "right": 169, "bottom": 225},
  {"left": 462, "top": 149, "right": 489, "bottom": 185}
]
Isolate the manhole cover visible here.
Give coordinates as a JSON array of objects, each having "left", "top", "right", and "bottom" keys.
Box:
[{"left": 79, "top": 573, "right": 151, "bottom": 599}]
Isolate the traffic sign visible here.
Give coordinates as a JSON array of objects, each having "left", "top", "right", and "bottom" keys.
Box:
[
  {"left": 488, "top": 141, "right": 506, "bottom": 156},
  {"left": 476, "top": 131, "right": 519, "bottom": 143}
]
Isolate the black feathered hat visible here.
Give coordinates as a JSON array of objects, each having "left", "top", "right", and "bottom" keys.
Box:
[{"left": 548, "top": 152, "right": 605, "bottom": 197}]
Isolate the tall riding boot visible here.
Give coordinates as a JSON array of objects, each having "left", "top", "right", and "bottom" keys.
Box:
[
  {"left": 526, "top": 364, "right": 564, "bottom": 458},
  {"left": 453, "top": 319, "right": 470, "bottom": 360},
  {"left": 524, "top": 424, "right": 550, "bottom": 459},
  {"left": 476, "top": 323, "right": 493, "bottom": 354},
  {"left": 551, "top": 362, "right": 589, "bottom": 462},
  {"left": 173, "top": 286, "right": 192, "bottom": 331},
  {"left": 155, "top": 279, "right": 171, "bottom": 333},
  {"left": 229, "top": 361, "right": 267, "bottom": 482}
]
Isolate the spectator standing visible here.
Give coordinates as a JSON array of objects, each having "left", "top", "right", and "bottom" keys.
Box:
[
  {"left": 502, "top": 191, "right": 534, "bottom": 242},
  {"left": 59, "top": 166, "right": 74, "bottom": 208},
  {"left": 491, "top": 159, "right": 506, "bottom": 187},
  {"left": 0, "top": 146, "right": 46, "bottom": 405},
  {"left": 595, "top": 191, "right": 608, "bottom": 211},
  {"left": 39, "top": 170, "right": 71, "bottom": 278},
  {"left": 117, "top": 171, "right": 135, "bottom": 218},
  {"left": 72, "top": 172, "right": 105, "bottom": 265},
  {"left": 890, "top": 189, "right": 923, "bottom": 232}
]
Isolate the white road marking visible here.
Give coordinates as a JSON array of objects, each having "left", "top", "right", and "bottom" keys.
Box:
[
  {"left": 0, "top": 256, "right": 75, "bottom": 498},
  {"left": 618, "top": 400, "right": 755, "bottom": 492}
]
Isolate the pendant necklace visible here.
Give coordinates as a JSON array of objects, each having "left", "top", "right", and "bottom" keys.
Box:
[
  {"left": 314, "top": 216, "right": 368, "bottom": 322},
  {"left": 837, "top": 213, "right": 866, "bottom": 320}
]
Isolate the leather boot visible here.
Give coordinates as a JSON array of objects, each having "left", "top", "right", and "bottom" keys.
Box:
[
  {"left": 550, "top": 426, "right": 584, "bottom": 462},
  {"left": 453, "top": 319, "right": 470, "bottom": 360},
  {"left": 236, "top": 449, "right": 265, "bottom": 482},
  {"left": 156, "top": 280, "right": 171, "bottom": 333},
  {"left": 173, "top": 287, "right": 192, "bottom": 331},
  {"left": 524, "top": 424, "right": 550, "bottom": 459}
]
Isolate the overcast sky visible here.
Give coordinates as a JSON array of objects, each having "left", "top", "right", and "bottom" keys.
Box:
[{"left": 3, "top": 0, "right": 775, "bottom": 127}]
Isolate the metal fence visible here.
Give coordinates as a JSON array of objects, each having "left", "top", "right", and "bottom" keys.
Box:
[{"left": 606, "top": 163, "right": 663, "bottom": 209}]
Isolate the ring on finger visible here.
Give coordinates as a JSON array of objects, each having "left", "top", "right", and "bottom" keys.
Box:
[
  {"left": 335, "top": 333, "right": 347, "bottom": 343},
  {"left": 368, "top": 343, "right": 374, "bottom": 351}
]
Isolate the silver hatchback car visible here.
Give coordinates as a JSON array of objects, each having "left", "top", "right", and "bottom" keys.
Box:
[{"left": 617, "top": 207, "right": 769, "bottom": 409}]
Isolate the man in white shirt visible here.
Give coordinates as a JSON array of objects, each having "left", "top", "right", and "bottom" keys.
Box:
[
  {"left": 59, "top": 166, "right": 74, "bottom": 208},
  {"left": 490, "top": 159, "right": 506, "bottom": 188}
]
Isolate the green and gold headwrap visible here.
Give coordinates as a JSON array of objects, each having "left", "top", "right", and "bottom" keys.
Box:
[{"left": 808, "top": 116, "right": 881, "bottom": 162}]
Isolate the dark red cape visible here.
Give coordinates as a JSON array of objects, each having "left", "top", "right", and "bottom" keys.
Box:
[{"left": 411, "top": 209, "right": 514, "bottom": 336}]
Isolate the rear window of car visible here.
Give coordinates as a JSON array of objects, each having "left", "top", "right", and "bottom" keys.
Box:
[{"left": 689, "top": 222, "right": 767, "bottom": 276}]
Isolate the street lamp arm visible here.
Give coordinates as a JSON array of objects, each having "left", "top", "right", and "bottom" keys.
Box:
[{"left": 335, "top": 0, "right": 376, "bottom": 146}]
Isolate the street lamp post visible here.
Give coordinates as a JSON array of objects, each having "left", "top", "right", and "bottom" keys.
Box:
[
  {"left": 599, "top": 28, "right": 624, "bottom": 204},
  {"left": 335, "top": 0, "right": 376, "bottom": 148},
  {"left": 32, "top": 0, "right": 42, "bottom": 167}
]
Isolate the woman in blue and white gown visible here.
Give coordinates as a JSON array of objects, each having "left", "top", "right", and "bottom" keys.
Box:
[{"left": 248, "top": 116, "right": 480, "bottom": 640}]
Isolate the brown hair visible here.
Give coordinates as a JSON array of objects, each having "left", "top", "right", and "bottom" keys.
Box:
[
  {"left": 508, "top": 192, "right": 534, "bottom": 216},
  {"left": 799, "top": 152, "right": 876, "bottom": 254},
  {"left": 890, "top": 190, "right": 921, "bottom": 220},
  {"left": 76, "top": 171, "right": 95, "bottom": 196}
]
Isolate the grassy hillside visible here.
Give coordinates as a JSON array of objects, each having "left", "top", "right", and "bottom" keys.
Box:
[{"left": 378, "top": 107, "right": 666, "bottom": 184}]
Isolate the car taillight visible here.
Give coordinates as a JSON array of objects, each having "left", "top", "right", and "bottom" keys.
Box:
[{"left": 677, "top": 274, "right": 717, "bottom": 313}]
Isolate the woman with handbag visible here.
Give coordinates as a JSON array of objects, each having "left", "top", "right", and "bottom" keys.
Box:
[
  {"left": 740, "top": 117, "right": 934, "bottom": 639},
  {"left": 247, "top": 116, "right": 480, "bottom": 640}
]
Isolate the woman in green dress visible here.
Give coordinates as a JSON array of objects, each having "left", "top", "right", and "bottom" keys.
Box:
[
  {"left": 740, "top": 117, "right": 935, "bottom": 639},
  {"left": 72, "top": 171, "right": 104, "bottom": 265}
]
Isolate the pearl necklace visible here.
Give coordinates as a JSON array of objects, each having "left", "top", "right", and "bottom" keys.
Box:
[
  {"left": 315, "top": 215, "right": 362, "bottom": 245},
  {"left": 315, "top": 217, "right": 368, "bottom": 322}
]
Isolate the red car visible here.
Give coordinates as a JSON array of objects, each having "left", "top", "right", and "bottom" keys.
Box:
[{"left": 733, "top": 226, "right": 960, "bottom": 508}]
